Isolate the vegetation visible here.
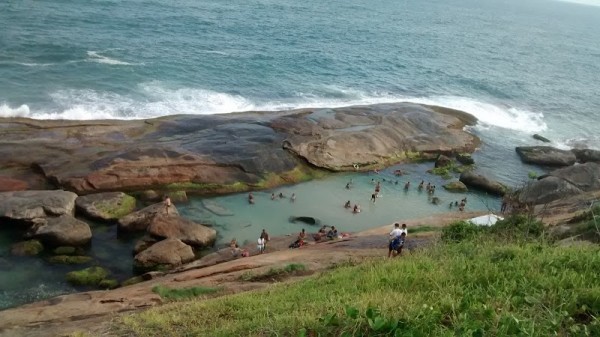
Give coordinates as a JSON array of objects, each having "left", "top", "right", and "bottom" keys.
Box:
[
  {"left": 10, "top": 239, "right": 43, "bottom": 256},
  {"left": 556, "top": 205, "right": 600, "bottom": 243},
  {"left": 151, "top": 284, "right": 221, "bottom": 301},
  {"left": 115, "top": 217, "right": 600, "bottom": 337},
  {"left": 240, "top": 263, "right": 309, "bottom": 282},
  {"left": 65, "top": 266, "right": 110, "bottom": 286},
  {"left": 48, "top": 255, "right": 92, "bottom": 265}
]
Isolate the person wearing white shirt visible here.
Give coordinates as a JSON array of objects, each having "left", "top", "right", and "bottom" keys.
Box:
[
  {"left": 388, "top": 223, "right": 403, "bottom": 258},
  {"left": 257, "top": 237, "right": 266, "bottom": 254}
]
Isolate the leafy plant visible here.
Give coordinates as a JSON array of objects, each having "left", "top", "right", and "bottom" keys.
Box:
[{"left": 151, "top": 284, "right": 220, "bottom": 300}]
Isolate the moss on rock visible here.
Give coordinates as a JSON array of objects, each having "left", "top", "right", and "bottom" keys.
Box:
[
  {"left": 52, "top": 246, "right": 80, "bottom": 255},
  {"left": 48, "top": 255, "right": 93, "bottom": 264},
  {"left": 99, "top": 279, "right": 119, "bottom": 289},
  {"left": 66, "top": 266, "right": 109, "bottom": 286},
  {"left": 121, "top": 276, "right": 145, "bottom": 287},
  {"left": 96, "top": 194, "right": 137, "bottom": 219},
  {"left": 444, "top": 181, "right": 469, "bottom": 193},
  {"left": 10, "top": 240, "right": 44, "bottom": 256}
]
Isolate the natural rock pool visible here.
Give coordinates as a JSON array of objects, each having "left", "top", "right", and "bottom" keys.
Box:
[{"left": 0, "top": 162, "right": 500, "bottom": 310}]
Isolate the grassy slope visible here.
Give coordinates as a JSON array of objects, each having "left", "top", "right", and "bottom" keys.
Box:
[{"left": 116, "top": 237, "right": 600, "bottom": 337}]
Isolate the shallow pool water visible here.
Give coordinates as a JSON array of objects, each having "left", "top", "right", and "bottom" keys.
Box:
[{"left": 0, "top": 162, "right": 500, "bottom": 310}]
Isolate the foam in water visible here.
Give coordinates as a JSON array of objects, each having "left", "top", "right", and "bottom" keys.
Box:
[
  {"left": 0, "top": 84, "right": 546, "bottom": 134},
  {"left": 557, "top": 0, "right": 600, "bottom": 7},
  {"left": 86, "top": 51, "right": 135, "bottom": 66}
]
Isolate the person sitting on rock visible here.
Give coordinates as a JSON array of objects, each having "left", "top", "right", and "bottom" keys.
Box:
[{"left": 344, "top": 200, "right": 352, "bottom": 208}]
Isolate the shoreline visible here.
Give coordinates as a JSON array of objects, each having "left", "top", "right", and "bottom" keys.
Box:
[{"left": 0, "top": 211, "right": 486, "bottom": 337}]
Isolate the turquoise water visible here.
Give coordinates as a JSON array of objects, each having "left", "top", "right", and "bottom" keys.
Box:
[{"left": 1, "top": 0, "right": 599, "bottom": 309}]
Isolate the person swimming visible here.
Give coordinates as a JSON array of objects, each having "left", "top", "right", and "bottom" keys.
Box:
[
  {"left": 345, "top": 182, "right": 351, "bottom": 189},
  {"left": 278, "top": 192, "right": 285, "bottom": 199},
  {"left": 248, "top": 192, "right": 255, "bottom": 204}
]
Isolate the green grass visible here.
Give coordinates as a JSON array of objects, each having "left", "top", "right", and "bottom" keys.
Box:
[
  {"left": 151, "top": 285, "right": 221, "bottom": 301},
  {"left": 115, "top": 237, "right": 600, "bottom": 336},
  {"left": 240, "top": 263, "right": 309, "bottom": 282},
  {"left": 409, "top": 225, "right": 441, "bottom": 234}
]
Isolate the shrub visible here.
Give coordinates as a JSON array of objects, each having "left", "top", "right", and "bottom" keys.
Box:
[
  {"left": 441, "top": 221, "right": 484, "bottom": 242},
  {"left": 151, "top": 285, "right": 220, "bottom": 300},
  {"left": 490, "top": 214, "right": 545, "bottom": 239}
]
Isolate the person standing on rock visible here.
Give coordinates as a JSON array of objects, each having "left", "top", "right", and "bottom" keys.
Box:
[{"left": 164, "top": 195, "right": 172, "bottom": 215}]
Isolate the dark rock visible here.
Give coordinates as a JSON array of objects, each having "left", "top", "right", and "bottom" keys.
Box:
[
  {"left": 459, "top": 171, "right": 508, "bottom": 196},
  {"left": 118, "top": 201, "right": 179, "bottom": 232},
  {"left": 134, "top": 235, "right": 159, "bottom": 254},
  {"left": 76, "top": 192, "right": 136, "bottom": 221},
  {"left": 168, "top": 191, "right": 188, "bottom": 203},
  {"left": 52, "top": 246, "right": 84, "bottom": 256},
  {"left": 134, "top": 238, "right": 195, "bottom": 270},
  {"left": 435, "top": 155, "right": 453, "bottom": 168},
  {"left": 288, "top": 216, "right": 321, "bottom": 226},
  {"left": 0, "top": 190, "right": 77, "bottom": 223},
  {"left": 147, "top": 215, "right": 216, "bottom": 247},
  {"left": 520, "top": 162, "right": 600, "bottom": 205},
  {"left": 10, "top": 240, "right": 43, "bottom": 256},
  {"left": 32, "top": 215, "right": 92, "bottom": 246},
  {"left": 515, "top": 146, "right": 576, "bottom": 166},
  {"left": 533, "top": 134, "right": 551, "bottom": 143},
  {"left": 571, "top": 149, "right": 600, "bottom": 163},
  {"left": 443, "top": 181, "right": 468, "bottom": 193},
  {"left": 456, "top": 153, "right": 475, "bottom": 165}
]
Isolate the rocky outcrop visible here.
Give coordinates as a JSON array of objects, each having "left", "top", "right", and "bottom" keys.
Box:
[
  {"left": 532, "top": 134, "right": 551, "bottom": 143},
  {"left": 0, "top": 176, "right": 28, "bottom": 192},
  {"left": 515, "top": 146, "right": 576, "bottom": 167},
  {"left": 118, "top": 201, "right": 178, "bottom": 232},
  {"left": 76, "top": 192, "right": 136, "bottom": 221},
  {"left": 459, "top": 172, "right": 507, "bottom": 196},
  {"left": 519, "top": 162, "right": 600, "bottom": 205},
  {"left": 133, "top": 238, "right": 195, "bottom": 270},
  {"left": 147, "top": 215, "right": 217, "bottom": 247},
  {"left": 0, "top": 190, "right": 77, "bottom": 223},
  {"left": 32, "top": 215, "right": 92, "bottom": 246},
  {"left": 571, "top": 148, "right": 600, "bottom": 163},
  {"left": 0, "top": 103, "right": 479, "bottom": 194}
]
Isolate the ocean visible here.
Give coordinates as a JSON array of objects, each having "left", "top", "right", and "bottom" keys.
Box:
[{"left": 1, "top": 0, "right": 599, "bottom": 309}]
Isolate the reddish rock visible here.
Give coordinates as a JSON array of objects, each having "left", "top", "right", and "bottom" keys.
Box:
[{"left": 0, "top": 177, "right": 28, "bottom": 192}]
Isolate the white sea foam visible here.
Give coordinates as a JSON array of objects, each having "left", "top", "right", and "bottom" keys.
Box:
[
  {"left": 556, "top": 0, "right": 600, "bottom": 7},
  {"left": 0, "top": 85, "right": 547, "bottom": 134},
  {"left": 86, "top": 51, "right": 136, "bottom": 65}
]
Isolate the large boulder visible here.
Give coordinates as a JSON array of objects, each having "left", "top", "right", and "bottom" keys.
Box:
[
  {"left": 134, "top": 238, "right": 195, "bottom": 270},
  {"left": 515, "top": 146, "right": 576, "bottom": 167},
  {"left": 118, "top": 201, "right": 178, "bottom": 232},
  {"left": 32, "top": 215, "right": 92, "bottom": 246},
  {"left": 76, "top": 192, "right": 136, "bottom": 221},
  {"left": 571, "top": 149, "right": 600, "bottom": 164},
  {"left": 0, "top": 190, "right": 77, "bottom": 223},
  {"left": 459, "top": 171, "right": 507, "bottom": 196},
  {"left": 520, "top": 162, "right": 600, "bottom": 205},
  {"left": 147, "top": 215, "right": 216, "bottom": 247}
]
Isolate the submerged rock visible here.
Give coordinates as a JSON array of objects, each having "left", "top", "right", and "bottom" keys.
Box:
[
  {"left": 10, "top": 240, "right": 44, "bottom": 256},
  {"left": 48, "top": 255, "right": 92, "bottom": 264},
  {"left": 0, "top": 190, "right": 77, "bottom": 223},
  {"left": 435, "top": 155, "right": 453, "bottom": 168},
  {"left": 134, "top": 238, "right": 195, "bottom": 271},
  {"left": 515, "top": 146, "right": 576, "bottom": 167},
  {"left": 118, "top": 201, "right": 179, "bottom": 232},
  {"left": 147, "top": 215, "right": 216, "bottom": 247},
  {"left": 443, "top": 181, "right": 468, "bottom": 193},
  {"left": 288, "top": 216, "right": 321, "bottom": 226},
  {"left": 52, "top": 246, "right": 84, "bottom": 256},
  {"left": 532, "top": 134, "right": 551, "bottom": 143},
  {"left": 201, "top": 200, "right": 233, "bottom": 216},
  {"left": 76, "top": 192, "right": 136, "bottom": 221},
  {"left": 32, "top": 215, "right": 92, "bottom": 246},
  {"left": 456, "top": 153, "right": 475, "bottom": 165}
]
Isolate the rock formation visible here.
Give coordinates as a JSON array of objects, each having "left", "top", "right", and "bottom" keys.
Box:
[{"left": 515, "top": 146, "right": 577, "bottom": 167}]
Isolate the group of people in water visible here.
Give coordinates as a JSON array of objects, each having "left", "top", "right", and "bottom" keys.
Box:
[{"left": 248, "top": 191, "right": 297, "bottom": 204}]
